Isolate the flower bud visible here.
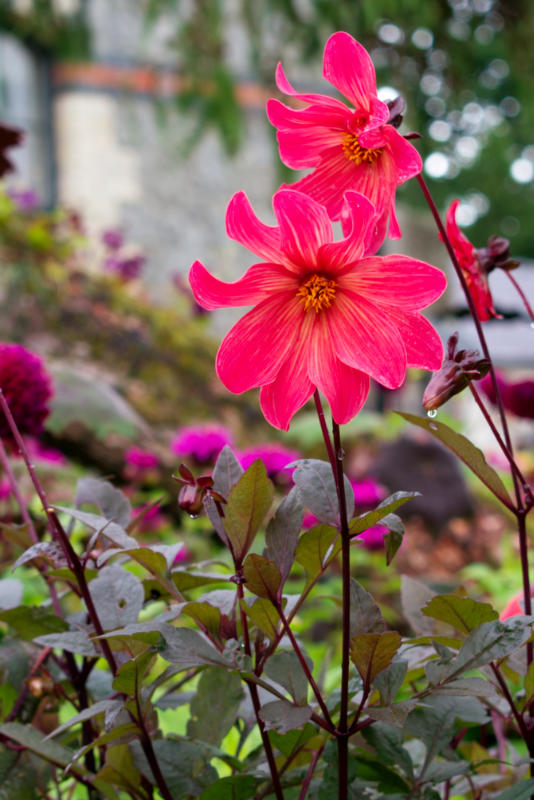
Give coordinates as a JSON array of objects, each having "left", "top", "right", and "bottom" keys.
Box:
[{"left": 422, "top": 332, "right": 490, "bottom": 411}]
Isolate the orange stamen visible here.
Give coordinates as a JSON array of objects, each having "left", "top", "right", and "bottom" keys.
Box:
[
  {"left": 297, "top": 274, "right": 337, "bottom": 313},
  {"left": 342, "top": 132, "right": 383, "bottom": 165}
]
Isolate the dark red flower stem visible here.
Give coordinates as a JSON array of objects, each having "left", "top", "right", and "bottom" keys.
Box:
[
  {"left": 276, "top": 603, "right": 335, "bottom": 729},
  {"left": 505, "top": 271, "right": 534, "bottom": 324},
  {"left": 236, "top": 571, "right": 285, "bottom": 800},
  {"left": 314, "top": 390, "right": 338, "bottom": 484}
]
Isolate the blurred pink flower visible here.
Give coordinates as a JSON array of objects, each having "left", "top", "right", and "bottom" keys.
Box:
[
  {"left": 239, "top": 443, "right": 301, "bottom": 482},
  {"left": 500, "top": 590, "right": 534, "bottom": 620},
  {"left": 190, "top": 189, "right": 445, "bottom": 430},
  {"left": 0, "top": 344, "right": 52, "bottom": 443},
  {"left": 0, "top": 478, "right": 11, "bottom": 501},
  {"left": 104, "top": 253, "right": 145, "bottom": 282},
  {"left": 267, "top": 31, "right": 422, "bottom": 240},
  {"left": 478, "top": 372, "right": 534, "bottom": 420},
  {"left": 171, "top": 424, "right": 234, "bottom": 464},
  {"left": 28, "top": 439, "right": 66, "bottom": 466},
  {"left": 8, "top": 188, "right": 38, "bottom": 212},
  {"left": 357, "top": 524, "right": 388, "bottom": 551},
  {"left": 102, "top": 229, "right": 124, "bottom": 250},
  {"left": 445, "top": 201, "right": 499, "bottom": 322},
  {"left": 131, "top": 503, "right": 166, "bottom": 533},
  {"left": 173, "top": 544, "right": 191, "bottom": 564},
  {"left": 125, "top": 446, "right": 159, "bottom": 471}
]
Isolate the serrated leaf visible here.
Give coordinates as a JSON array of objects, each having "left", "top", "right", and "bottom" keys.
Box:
[
  {"left": 159, "top": 626, "right": 230, "bottom": 670},
  {"left": 401, "top": 576, "right": 437, "bottom": 635},
  {"left": 444, "top": 618, "right": 534, "bottom": 680},
  {"left": 187, "top": 668, "right": 244, "bottom": 746},
  {"left": 45, "top": 698, "right": 123, "bottom": 740},
  {"left": 200, "top": 775, "right": 261, "bottom": 800},
  {"left": 55, "top": 507, "right": 137, "bottom": 550},
  {"left": 34, "top": 630, "right": 98, "bottom": 656},
  {"left": 396, "top": 412, "right": 513, "bottom": 508},
  {"left": 242, "top": 597, "right": 280, "bottom": 640},
  {"left": 12, "top": 542, "right": 66, "bottom": 571},
  {"left": 350, "top": 631, "right": 402, "bottom": 688},
  {"left": 0, "top": 606, "right": 68, "bottom": 640},
  {"left": 222, "top": 461, "right": 274, "bottom": 561},
  {"left": 259, "top": 700, "right": 311, "bottom": 733},
  {"left": 264, "top": 650, "right": 312, "bottom": 705},
  {"left": 349, "top": 578, "right": 385, "bottom": 636},
  {"left": 291, "top": 459, "right": 354, "bottom": 528},
  {"left": 350, "top": 491, "right": 419, "bottom": 536},
  {"left": 295, "top": 524, "right": 340, "bottom": 581},
  {"left": 422, "top": 594, "right": 498, "bottom": 634},
  {"left": 88, "top": 565, "right": 144, "bottom": 631},
  {"left": 212, "top": 445, "right": 243, "bottom": 498},
  {"left": 243, "top": 554, "right": 281, "bottom": 602},
  {"left": 264, "top": 487, "right": 303, "bottom": 586},
  {"left": 76, "top": 477, "right": 131, "bottom": 528}
]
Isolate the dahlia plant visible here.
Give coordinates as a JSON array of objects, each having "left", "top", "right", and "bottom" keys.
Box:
[{"left": 0, "top": 28, "right": 534, "bottom": 800}]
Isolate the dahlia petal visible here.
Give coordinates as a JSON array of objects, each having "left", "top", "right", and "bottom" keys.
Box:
[
  {"left": 274, "top": 62, "right": 351, "bottom": 110},
  {"left": 340, "top": 255, "right": 447, "bottom": 310},
  {"left": 289, "top": 149, "right": 359, "bottom": 220},
  {"left": 226, "top": 192, "right": 282, "bottom": 264},
  {"left": 319, "top": 192, "right": 378, "bottom": 269},
  {"left": 273, "top": 190, "right": 333, "bottom": 268},
  {"left": 216, "top": 292, "right": 303, "bottom": 393},
  {"left": 308, "top": 314, "right": 370, "bottom": 423},
  {"left": 384, "top": 308, "right": 444, "bottom": 370},
  {"left": 267, "top": 97, "right": 349, "bottom": 131},
  {"left": 189, "top": 260, "right": 297, "bottom": 310},
  {"left": 276, "top": 126, "right": 345, "bottom": 169},
  {"left": 328, "top": 291, "right": 407, "bottom": 389},
  {"left": 323, "top": 32, "right": 380, "bottom": 113},
  {"left": 380, "top": 126, "right": 423, "bottom": 183},
  {"left": 259, "top": 318, "right": 314, "bottom": 430},
  {"left": 446, "top": 200, "right": 475, "bottom": 262}
]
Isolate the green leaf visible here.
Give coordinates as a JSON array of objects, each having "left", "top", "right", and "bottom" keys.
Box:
[
  {"left": 212, "top": 445, "right": 244, "bottom": 498},
  {"left": 0, "top": 580, "right": 22, "bottom": 610},
  {"left": 187, "top": 668, "right": 244, "bottom": 746},
  {"left": 291, "top": 459, "right": 354, "bottom": 528},
  {"left": 243, "top": 554, "right": 281, "bottom": 602},
  {"left": 222, "top": 460, "right": 274, "bottom": 561},
  {"left": 259, "top": 700, "right": 311, "bottom": 733},
  {"left": 396, "top": 412, "right": 514, "bottom": 508},
  {"left": 34, "top": 630, "right": 98, "bottom": 656},
  {"left": 200, "top": 775, "right": 261, "bottom": 800},
  {"left": 0, "top": 606, "right": 68, "bottom": 640},
  {"left": 492, "top": 779, "right": 534, "bottom": 800},
  {"left": 264, "top": 650, "right": 312, "bottom": 705},
  {"left": 350, "top": 632, "right": 402, "bottom": 688},
  {"left": 159, "top": 626, "right": 230, "bottom": 670},
  {"left": 242, "top": 597, "right": 280, "bottom": 640},
  {"left": 422, "top": 594, "right": 498, "bottom": 633},
  {"left": 45, "top": 698, "right": 123, "bottom": 740},
  {"left": 55, "top": 506, "right": 137, "bottom": 550},
  {"left": 349, "top": 491, "right": 419, "bottom": 536},
  {"left": 295, "top": 524, "right": 340, "bottom": 582},
  {"left": 88, "top": 565, "right": 144, "bottom": 631},
  {"left": 349, "top": 578, "right": 385, "bottom": 636},
  {"left": 131, "top": 738, "right": 217, "bottom": 796},
  {"left": 369, "top": 701, "right": 417, "bottom": 727},
  {"left": 362, "top": 723, "right": 413, "bottom": 779},
  {"left": 117, "top": 547, "right": 168, "bottom": 577},
  {"left": 443, "top": 618, "right": 534, "bottom": 680},
  {"left": 12, "top": 541, "right": 66, "bottom": 571},
  {"left": 112, "top": 649, "right": 156, "bottom": 695},
  {"left": 384, "top": 525, "right": 404, "bottom": 566},
  {"left": 264, "top": 487, "right": 303, "bottom": 586},
  {"left": 0, "top": 749, "right": 39, "bottom": 799},
  {"left": 183, "top": 601, "right": 221, "bottom": 639},
  {"left": 374, "top": 660, "right": 408, "bottom": 706},
  {"left": 75, "top": 477, "right": 131, "bottom": 528},
  {"left": 171, "top": 570, "right": 230, "bottom": 592},
  {"left": 401, "top": 576, "right": 437, "bottom": 635}
]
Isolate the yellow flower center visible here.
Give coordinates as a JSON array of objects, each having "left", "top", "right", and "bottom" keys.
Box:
[
  {"left": 342, "top": 132, "right": 383, "bottom": 165},
  {"left": 297, "top": 274, "right": 337, "bottom": 313}
]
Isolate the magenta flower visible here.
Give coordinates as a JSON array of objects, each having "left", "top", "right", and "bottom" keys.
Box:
[
  {"left": 102, "top": 229, "right": 124, "bottom": 250},
  {"left": 8, "top": 188, "right": 38, "bottom": 213},
  {"left": 28, "top": 439, "right": 66, "bottom": 466},
  {"left": 267, "top": 31, "right": 422, "bottom": 240},
  {"left": 0, "top": 344, "right": 52, "bottom": 443},
  {"left": 358, "top": 524, "right": 388, "bottom": 551},
  {"left": 445, "top": 201, "right": 499, "bottom": 322},
  {"left": 103, "top": 253, "right": 145, "bottom": 282},
  {"left": 478, "top": 372, "right": 534, "bottom": 420},
  {"left": 239, "top": 443, "right": 301, "bottom": 482},
  {"left": 190, "top": 189, "right": 446, "bottom": 431},
  {"left": 171, "top": 423, "right": 234, "bottom": 464},
  {"left": 125, "top": 446, "right": 159, "bottom": 471}
]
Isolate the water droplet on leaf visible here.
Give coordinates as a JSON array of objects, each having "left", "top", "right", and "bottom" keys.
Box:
[{"left": 427, "top": 409, "right": 438, "bottom": 418}]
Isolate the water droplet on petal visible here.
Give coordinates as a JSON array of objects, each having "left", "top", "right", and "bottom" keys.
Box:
[
  {"left": 189, "top": 513, "right": 199, "bottom": 519},
  {"left": 427, "top": 409, "right": 438, "bottom": 418}
]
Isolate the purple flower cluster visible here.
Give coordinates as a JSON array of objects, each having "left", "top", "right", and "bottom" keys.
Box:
[
  {"left": 0, "top": 344, "right": 53, "bottom": 443},
  {"left": 8, "top": 188, "right": 38, "bottom": 213},
  {"left": 171, "top": 424, "right": 234, "bottom": 465},
  {"left": 101, "top": 229, "right": 145, "bottom": 282}
]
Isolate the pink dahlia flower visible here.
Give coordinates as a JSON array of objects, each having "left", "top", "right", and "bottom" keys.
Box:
[
  {"left": 267, "top": 31, "right": 422, "bottom": 241},
  {"left": 190, "top": 189, "right": 446, "bottom": 431},
  {"left": 0, "top": 344, "right": 52, "bottom": 442},
  {"left": 171, "top": 423, "right": 234, "bottom": 464},
  {"left": 445, "top": 201, "right": 499, "bottom": 322}
]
